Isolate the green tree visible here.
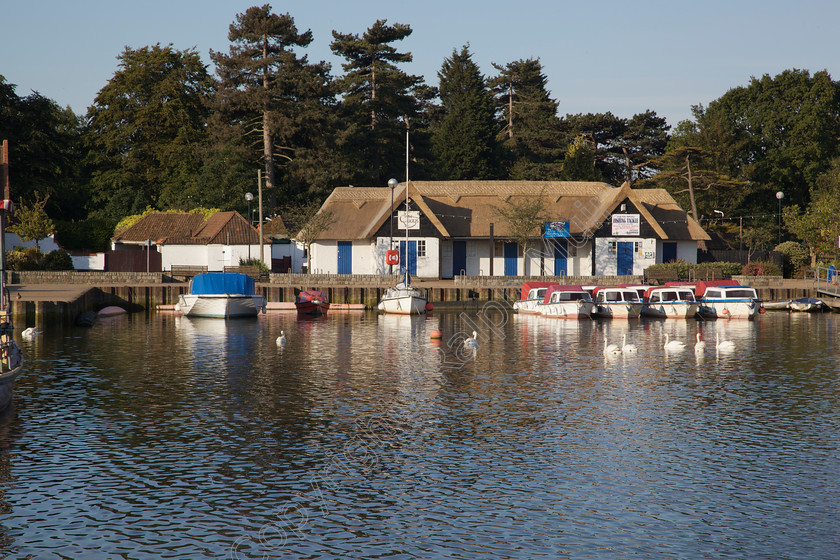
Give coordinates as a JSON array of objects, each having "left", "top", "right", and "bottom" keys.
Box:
[
  {"left": 0, "top": 76, "right": 84, "bottom": 220},
  {"left": 211, "top": 5, "right": 337, "bottom": 208},
  {"left": 8, "top": 192, "right": 54, "bottom": 251},
  {"left": 614, "top": 110, "right": 669, "bottom": 183},
  {"left": 331, "top": 19, "right": 432, "bottom": 185},
  {"left": 559, "top": 112, "right": 626, "bottom": 184},
  {"left": 432, "top": 46, "right": 501, "bottom": 180},
  {"left": 559, "top": 136, "right": 601, "bottom": 181},
  {"left": 786, "top": 156, "right": 840, "bottom": 264},
  {"left": 701, "top": 69, "right": 840, "bottom": 214},
  {"left": 489, "top": 58, "right": 563, "bottom": 179},
  {"left": 560, "top": 111, "right": 668, "bottom": 185},
  {"left": 84, "top": 44, "right": 214, "bottom": 220}
]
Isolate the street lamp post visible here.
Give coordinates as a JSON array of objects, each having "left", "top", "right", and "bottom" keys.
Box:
[
  {"left": 388, "top": 178, "right": 398, "bottom": 274},
  {"left": 776, "top": 191, "right": 784, "bottom": 246},
  {"left": 245, "top": 192, "right": 254, "bottom": 260}
]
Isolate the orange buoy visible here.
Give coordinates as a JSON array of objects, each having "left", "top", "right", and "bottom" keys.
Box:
[{"left": 430, "top": 329, "right": 442, "bottom": 340}]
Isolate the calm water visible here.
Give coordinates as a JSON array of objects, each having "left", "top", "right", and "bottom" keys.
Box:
[{"left": 1, "top": 307, "right": 839, "bottom": 559}]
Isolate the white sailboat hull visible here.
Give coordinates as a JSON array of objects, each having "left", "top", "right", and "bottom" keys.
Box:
[{"left": 378, "top": 287, "right": 427, "bottom": 315}]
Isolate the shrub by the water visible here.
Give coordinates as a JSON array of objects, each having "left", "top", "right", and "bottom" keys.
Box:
[{"left": 741, "top": 261, "right": 781, "bottom": 276}]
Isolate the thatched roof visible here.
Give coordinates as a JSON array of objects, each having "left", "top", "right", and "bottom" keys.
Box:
[
  {"left": 113, "top": 211, "right": 268, "bottom": 245},
  {"left": 314, "top": 181, "right": 709, "bottom": 242}
]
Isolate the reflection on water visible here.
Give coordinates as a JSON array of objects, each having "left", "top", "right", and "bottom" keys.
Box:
[{"left": 1, "top": 310, "right": 840, "bottom": 559}]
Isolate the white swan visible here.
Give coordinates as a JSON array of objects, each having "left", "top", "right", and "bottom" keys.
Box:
[
  {"left": 664, "top": 333, "right": 685, "bottom": 352},
  {"left": 716, "top": 332, "right": 736, "bottom": 352},
  {"left": 463, "top": 331, "right": 478, "bottom": 350},
  {"left": 604, "top": 338, "right": 621, "bottom": 355},
  {"left": 621, "top": 334, "right": 637, "bottom": 354},
  {"left": 694, "top": 332, "right": 707, "bottom": 353},
  {"left": 276, "top": 330, "right": 287, "bottom": 347},
  {"left": 21, "top": 327, "right": 39, "bottom": 339}
]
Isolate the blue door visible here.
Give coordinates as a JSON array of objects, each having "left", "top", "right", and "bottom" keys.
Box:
[
  {"left": 337, "top": 241, "right": 352, "bottom": 274},
  {"left": 554, "top": 239, "right": 567, "bottom": 276},
  {"left": 504, "top": 242, "right": 518, "bottom": 276},
  {"left": 617, "top": 241, "right": 633, "bottom": 275},
  {"left": 662, "top": 242, "right": 677, "bottom": 263},
  {"left": 399, "top": 240, "right": 417, "bottom": 276},
  {"left": 452, "top": 241, "right": 467, "bottom": 277}
]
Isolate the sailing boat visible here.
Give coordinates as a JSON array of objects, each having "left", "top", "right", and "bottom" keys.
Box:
[
  {"left": 0, "top": 140, "right": 24, "bottom": 411},
  {"left": 377, "top": 122, "right": 428, "bottom": 315}
]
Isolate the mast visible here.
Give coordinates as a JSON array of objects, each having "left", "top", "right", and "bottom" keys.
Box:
[{"left": 404, "top": 117, "right": 409, "bottom": 284}]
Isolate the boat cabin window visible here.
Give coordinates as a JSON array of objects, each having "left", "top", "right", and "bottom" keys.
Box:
[
  {"left": 530, "top": 288, "right": 547, "bottom": 300},
  {"left": 723, "top": 288, "right": 758, "bottom": 298},
  {"left": 678, "top": 290, "right": 696, "bottom": 301},
  {"left": 550, "top": 291, "right": 592, "bottom": 303},
  {"left": 705, "top": 289, "right": 722, "bottom": 298}
]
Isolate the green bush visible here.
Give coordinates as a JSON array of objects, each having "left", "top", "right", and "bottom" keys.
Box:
[
  {"left": 774, "top": 241, "right": 809, "bottom": 278},
  {"left": 55, "top": 218, "right": 118, "bottom": 252},
  {"left": 42, "top": 249, "right": 74, "bottom": 270},
  {"left": 6, "top": 248, "right": 42, "bottom": 271},
  {"left": 239, "top": 257, "right": 269, "bottom": 273},
  {"left": 742, "top": 261, "right": 781, "bottom": 276},
  {"left": 645, "top": 261, "right": 743, "bottom": 279},
  {"left": 5, "top": 248, "right": 74, "bottom": 271}
]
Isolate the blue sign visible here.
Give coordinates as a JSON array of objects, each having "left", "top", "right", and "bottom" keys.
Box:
[{"left": 544, "top": 221, "right": 570, "bottom": 238}]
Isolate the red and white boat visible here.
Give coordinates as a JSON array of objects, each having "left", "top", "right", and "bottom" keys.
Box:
[
  {"left": 295, "top": 290, "right": 330, "bottom": 316},
  {"left": 512, "top": 281, "right": 556, "bottom": 315},
  {"left": 695, "top": 280, "right": 760, "bottom": 320},
  {"left": 537, "top": 285, "right": 595, "bottom": 319}
]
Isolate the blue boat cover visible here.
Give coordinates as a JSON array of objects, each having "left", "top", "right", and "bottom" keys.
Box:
[{"left": 190, "top": 273, "right": 255, "bottom": 295}]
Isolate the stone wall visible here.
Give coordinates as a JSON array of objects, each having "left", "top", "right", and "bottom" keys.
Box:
[{"left": 6, "top": 271, "right": 165, "bottom": 284}]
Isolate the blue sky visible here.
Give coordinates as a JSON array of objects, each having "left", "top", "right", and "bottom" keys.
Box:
[{"left": 3, "top": 0, "right": 840, "bottom": 127}]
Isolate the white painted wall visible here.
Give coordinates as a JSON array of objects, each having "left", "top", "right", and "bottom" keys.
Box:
[
  {"left": 70, "top": 253, "right": 105, "bottom": 271},
  {"left": 270, "top": 241, "right": 305, "bottom": 273},
  {"left": 594, "top": 237, "right": 659, "bottom": 276},
  {"left": 668, "top": 240, "right": 699, "bottom": 264},
  {"left": 161, "top": 244, "right": 271, "bottom": 272},
  {"left": 5, "top": 233, "right": 61, "bottom": 252}
]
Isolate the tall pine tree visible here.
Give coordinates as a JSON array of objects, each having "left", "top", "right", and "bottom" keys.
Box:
[
  {"left": 432, "top": 46, "right": 500, "bottom": 180},
  {"left": 330, "top": 19, "right": 431, "bottom": 185},
  {"left": 489, "top": 58, "right": 563, "bottom": 179},
  {"left": 211, "top": 5, "right": 335, "bottom": 210}
]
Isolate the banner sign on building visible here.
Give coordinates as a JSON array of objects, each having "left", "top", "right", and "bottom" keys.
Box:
[
  {"left": 611, "top": 214, "right": 640, "bottom": 236},
  {"left": 543, "top": 221, "right": 571, "bottom": 238},
  {"left": 398, "top": 210, "right": 420, "bottom": 230}
]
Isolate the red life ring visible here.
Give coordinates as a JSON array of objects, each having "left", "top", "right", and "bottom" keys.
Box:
[{"left": 385, "top": 250, "right": 399, "bottom": 265}]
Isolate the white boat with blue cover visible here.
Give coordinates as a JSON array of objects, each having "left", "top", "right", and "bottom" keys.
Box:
[{"left": 177, "top": 273, "right": 266, "bottom": 318}]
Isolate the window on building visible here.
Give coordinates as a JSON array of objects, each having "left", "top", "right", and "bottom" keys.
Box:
[{"left": 417, "top": 240, "right": 426, "bottom": 257}]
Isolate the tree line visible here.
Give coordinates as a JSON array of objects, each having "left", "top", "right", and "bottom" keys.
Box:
[{"left": 2, "top": 4, "right": 840, "bottom": 264}]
